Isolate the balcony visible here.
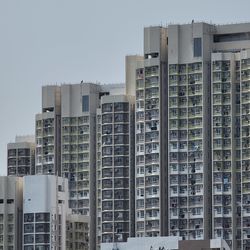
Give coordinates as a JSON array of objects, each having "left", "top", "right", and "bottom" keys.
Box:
[
  {"left": 146, "top": 212, "right": 160, "bottom": 220},
  {"left": 189, "top": 221, "right": 203, "bottom": 230},
  {"left": 145, "top": 198, "right": 159, "bottom": 209},
  {"left": 170, "top": 187, "right": 178, "bottom": 197},
  {"left": 189, "top": 210, "right": 203, "bottom": 219},
  {"left": 243, "top": 184, "right": 250, "bottom": 194},
  {"left": 145, "top": 79, "right": 159, "bottom": 89},
  {"left": 188, "top": 85, "right": 202, "bottom": 96},
  {"left": 145, "top": 66, "right": 159, "bottom": 77}
]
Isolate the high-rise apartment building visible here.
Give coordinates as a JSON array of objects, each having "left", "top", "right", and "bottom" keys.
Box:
[
  {"left": 211, "top": 44, "right": 250, "bottom": 250},
  {"left": 23, "top": 175, "right": 68, "bottom": 250},
  {"left": 99, "top": 94, "right": 135, "bottom": 244},
  {"left": 168, "top": 23, "right": 213, "bottom": 242},
  {"left": 60, "top": 83, "right": 104, "bottom": 250},
  {"left": 134, "top": 26, "right": 168, "bottom": 237},
  {"left": 66, "top": 214, "right": 89, "bottom": 250},
  {"left": 36, "top": 82, "right": 125, "bottom": 250},
  {"left": 96, "top": 108, "right": 102, "bottom": 249},
  {"left": 27, "top": 21, "right": 250, "bottom": 250},
  {"left": 7, "top": 136, "right": 35, "bottom": 176},
  {"left": 96, "top": 82, "right": 134, "bottom": 248},
  {"left": 130, "top": 22, "right": 250, "bottom": 250},
  {"left": 0, "top": 176, "right": 23, "bottom": 250},
  {"left": 35, "top": 86, "right": 61, "bottom": 176},
  {"left": 166, "top": 22, "right": 250, "bottom": 250}
]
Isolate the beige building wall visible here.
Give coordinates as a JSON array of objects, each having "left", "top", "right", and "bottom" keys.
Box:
[
  {"left": 0, "top": 176, "right": 23, "bottom": 250},
  {"left": 66, "top": 214, "right": 89, "bottom": 250},
  {"left": 126, "top": 55, "right": 144, "bottom": 96}
]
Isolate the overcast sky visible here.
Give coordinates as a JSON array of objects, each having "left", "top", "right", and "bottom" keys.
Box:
[{"left": 0, "top": 0, "right": 249, "bottom": 175}]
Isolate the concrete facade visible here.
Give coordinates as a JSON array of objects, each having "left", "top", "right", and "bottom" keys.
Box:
[
  {"left": 66, "top": 214, "right": 89, "bottom": 250},
  {"left": 134, "top": 26, "right": 168, "bottom": 238},
  {"left": 23, "top": 175, "right": 69, "bottom": 250},
  {"left": 101, "top": 236, "right": 230, "bottom": 250},
  {"left": 36, "top": 82, "right": 125, "bottom": 250},
  {"left": 7, "top": 136, "right": 35, "bottom": 176},
  {"left": 0, "top": 176, "right": 23, "bottom": 250},
  {"left": 35, "top": 85, "right": 61, "bottom": 176},
  {"left": 168, "top": 22, "right": 214, "bottom": 242},
  {"left": 167, "top": 22, "right": 250, "bottom": 250},
  {"left": 98, "top": 95, "right": 135, "bottom": 244}
]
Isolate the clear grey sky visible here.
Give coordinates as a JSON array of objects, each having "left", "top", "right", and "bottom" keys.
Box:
[{"left": 0, "top": 0, "right": 249, "bottom": 175}]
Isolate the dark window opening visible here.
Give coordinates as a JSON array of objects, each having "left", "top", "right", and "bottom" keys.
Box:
[
  {"left": 99, "top": 92, "right": 109, "bottom": 99},
  {"left": 24, "top": 213, "right": 34, "bottom": 222},
  {"left": 82, "top": 95, "right": 89, "bottom": 112},
  {"left": 145, "top": 52, "right": 159, "bottom": 59},
  {"left": 7, "top": 199, "right": 14, "bottom": 204},
  {"left": 43, "top": 107, "right": 54, "bottom": 113},
  {"left": 214, "top": 32, "right": 250, "bottom": 43},
  {"left": 193, "top": 38, "right": 202, "bottom": 57}
]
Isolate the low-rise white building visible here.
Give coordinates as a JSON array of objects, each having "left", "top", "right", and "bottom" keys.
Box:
[
  {"left": 101, "top": 236, "right": 230, "bottom": 250},
  {"left": 23, "top": 175, "right": 69, "bottom": 250}
]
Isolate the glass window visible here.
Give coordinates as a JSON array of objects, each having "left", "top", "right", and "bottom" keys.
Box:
[
  {"left": 35, "top": 223, "right": 50, "bottom": 233},
  {"left": 114, "top": 102, "right": 129, "bottom": 112},
  {"left": 82, "top": 95, "right": 89, "bottom": 112},
  {"left": 102, "top": 103, "right": 113, "bottom": 113},
  {"left": 8, "top": 214, "right": 13, "bottom": 222},
  {"left": 35, "top": 213, "right": 50, "bottom": 222},
  {"left": 24, "top": 234, "right": 34, "bottom": 244},
  {"left": 193, "top": 38, "right": 202, "bottom": 57},
  {"left": 24, "top": 224, "right": 34, "bottom": 233},
  {"left": 35, "top": 234, "right": 50, "bottom": 243},
  {"left": 24, "top": 213, "right": 34, "bottom": 223}
]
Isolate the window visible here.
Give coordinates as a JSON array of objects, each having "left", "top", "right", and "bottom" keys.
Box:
[
  {"left": 114, "top": 102, "right": 129, "bottom": 112},
  {"left": 214, "top": 32, "right": 250, "bottom": 43},
  {"left": 24, "top": 224, "right": 34, "bottom": 233},
  {"left": 8, "top": 214, "right": 13, "bottom": 222},
  {"left": 193, "top": 38, "right": 202, "bottom": 57},
  {"left": 24, "top": 213, "right": 34, "bottom": 223},
  {"left": 82, "top": 95, "right": 89, "bottom": 112},
  {"left": 35, "top": 213, "right": 50, "bottom": 222},
  {"left": 24, "top": 235, "right": 34, "bottom": 244},
  {"left": 35, "top": 223, "right": 50, "bottom": 233},
  {"left": 35, "top": 234, "right": 50, "bottom": 243}
]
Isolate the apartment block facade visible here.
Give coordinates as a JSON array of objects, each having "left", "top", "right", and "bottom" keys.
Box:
[
  {"left": 96, "top": 79, "right": 135, "bottom": 248},
  {"left": 167, "top": 22, "right": 250, "bottom": 250},
  {"left": 35, "top": 86, "right": 61, "bottom": 176},
  {"left": 23, "top": 175, "right": 68, "bottom": 250},
  {"left": 211, "top": 49, "right": 250, "bottom": 250},
  {"left": 0, "top": 176, "right": 23, "bottom": 250},
  {"left": 99, "top": 94, "right": 135, "bottom": 244},
  {"left": 134, "top": 26, "right": 168, "bottom": 238},
  {"left": 168, "top": 23, "right": 213, "bottom": 242},
  {"left": 66, "top": 214, "right": 89, "bottom": 250},
  {"left": 36, "top": 82, "right": 126, "bottom": 250},
  {"left": 131, "top": 22, "right": 250, "bottom": 250},
  {"left": 4, "top": 21, "right": 250, "bottom": 250},
  {"left": 7, "top": 136, "right": 35, "bottom": 177}
]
